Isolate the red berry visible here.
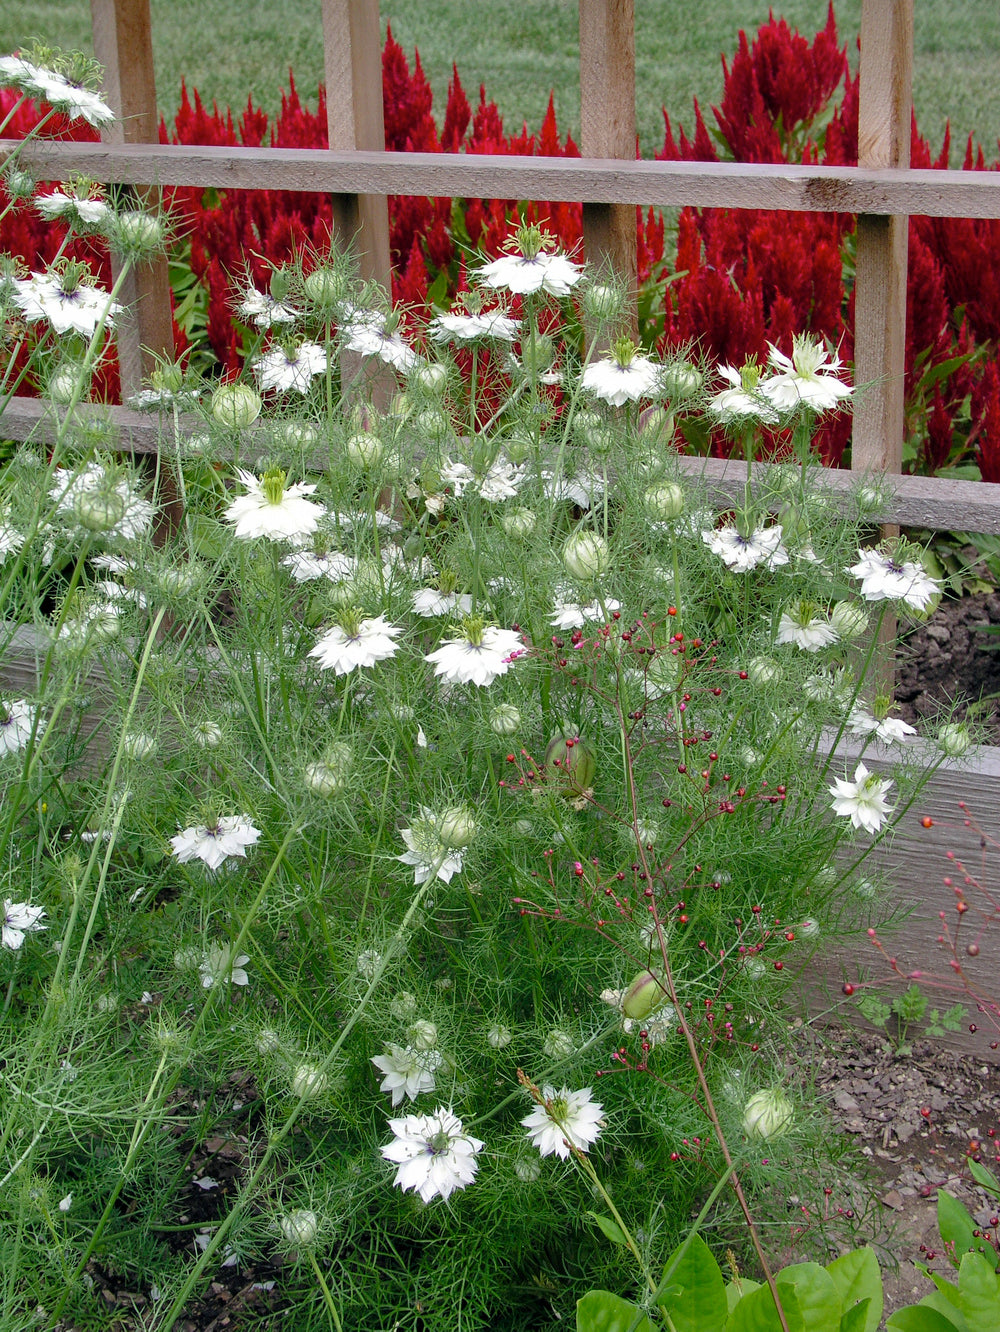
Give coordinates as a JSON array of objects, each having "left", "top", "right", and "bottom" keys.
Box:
[
  {"left": 842, "top": 983, "right": 855, "bottom": 996},
  {"left": 922, "top": 817, "right": 934, "bottom": 828}
]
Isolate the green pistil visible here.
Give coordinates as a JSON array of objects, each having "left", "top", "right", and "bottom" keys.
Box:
[
  {"left": 428, "top": 1130, "right": 452, "bottom": 1155},
  {"left": 612, "top": 336, "right": 638, "bottom": 369},
  {"left": 269, "top": 267, "right": 292, "bottom": 302},
  {"left": 739, "top": 359, "right": 761, "bottom": 391},
  {"left": 459, "top": 615, "right": 486, "bottom": 647},
  {"left": 261, "top": 468, "right": 287, "bottom": 506},
  {"left": 438, "top": 568, "right": 460, "bottom": 595},
  {"left": 337, "top": 606, "right": 364, "bottom": 639},
  {"left": 548, "top": 1096, "right": 569, "bottom": 1123},
  {"left": 58, "top": 260, "right": 88, "bottom": 294},
  {"left": 514, "top": 223, "right": 546, "bottom": 260},
  {"left": 872, "top": 691, "right": 893, "bottom": 721}
]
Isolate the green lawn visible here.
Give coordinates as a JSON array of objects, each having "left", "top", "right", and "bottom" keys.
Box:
[{"left": 2, "top": 2, "right": 999, "bottom": 162}]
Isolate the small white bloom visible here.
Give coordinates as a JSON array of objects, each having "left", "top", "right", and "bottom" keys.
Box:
[
  {"left": 708, "top": 364, "right": 779, "bottom": 425},
  {"left": 36, "top": 189, "right": 110, "bottom": 229},
  {"left": 239, "top": 288, "right": 297, "bottom": 328},
  {"left": 776, "top": 603, "right": 839, "bottom": 652},
  {"left": 581, "top": 348, "right": 661, "bottom": 406},
  {"left": 429, "top": 309, "right": 520, "bottom": 342},
  {"left": 170, "top": 816, "right": 261, "bottom": 871},
  {"left": 848, "top": 548, "right": 941, "bottom": 612},
  {"left": 381, "top": 1106, "right": 484, "bottom": 1203},
  {"left": 847, "top": 709, "right": 916, "bottom": 746},
  {"left": 282, "top": 547, "right": 356, "bottom": 584},
  {"left": 412, "top": 588, "right": 473, "bottom": 618},
  {"left": 549, "top": 593, "right": 620, "bottom": 631},
  {"left": 32, "top": 68, "right": 114, "bottom": 126},
  {"left": 702, "top": 525, "right": 789, "bottom": 572},
  {"left": 342, "top": 309, "right": 421, "bottom": 374},
  {"left": 398, "top": 810, "right": 464, "bottom": 885},
  {"left": 0, "top": 700, "right": 37, "bottom": 756},
  {"left": 2, "top": 900, "right": 46, "bottom": 950},
  {"left": 372, "top": 1043, "right": 443, "bottom": 1106},
  {"left": 829, "top": 762, "right": 894, "bottom": 835},
  {"left": 478, "top": 458, "right": 524, "bottom": 502},
  {"left": 253, "top": 341, "right": 328, "bottom": 394},
  {"left": 14, "top": 270, "right": 121, "bottom": 336},
  {"left": 522, "top": 1086, "right": 605, "bottom": 1159},
  {"left": 762, "top": 337, "right": 852, "bottom": 414},
  {"left": 198, "top": 944, "right": 250, "bottom": 989},
  {"left": 309, "top": 614, "right": 403, "bottom": 675},
  {"left": 224, "top": 467, "right": 323, "bottom": 543},
  {"left": 425, "top": 623, "right": 523, "bottom": 688},
  {"left": 477, "top": 251, "right": 582, "bottom": 298}
]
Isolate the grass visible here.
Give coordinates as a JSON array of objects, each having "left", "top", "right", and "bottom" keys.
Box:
[{"left": 2, "top": 1, "right": 999, "bottom": 161}]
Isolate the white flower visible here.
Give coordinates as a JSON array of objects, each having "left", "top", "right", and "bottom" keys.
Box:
[
  {"left": 253, "top": 341, "right": 328, "bottom": 393},
  {"left": 0, "top": 519, "right": 23, "bottom": 561},
  {"left": 522, "top": 1086, "right": 605, "bottom": 1159},
  {"left": 58, "top": 1193, "right": 73, "bottom": 1212},
  {"left": 0, "top": 700, "right": 37, "bottom": 756},
  {"left": 342, "top": 310, "right": 421, "bottom": 374},
  {"left": 170, "top": 816, "right": 262, "bottom": 871},
  {"left": 282, "top": 547, "right": 356, "bottom": 584},
  {"left": 398, "top": 810, "right": 464, "bottom": 885},
  {"left": 14, "top": 270, "right": 121, "bottom": 336},
  {"left": 2, "top": 900, "right": 46, "bottom": 949},
  {"left": 224, "top": 468, "right": 323, "bottom": 543},
  {"left": 702, "top": 525, "right": 789, "bottom": 572},
  {"left": 848, "top": 549, "right": 941, "bottom": 611},
  {"left": 381, "top": 1107, "right": 484, "bottom": 1204},
  {"left": 829, "top": 762, "right": 894, "bottom": 835},
  {"left": 199, "top": 944, "right": 251, "bottom": 988},
  {"left": 424, "top": 623, "right": 523, "bottom": 687},
  {"left": 36, "top": 189, "right": 110, "bottom": 229},
  {"left": 549, "top": 593, "right": 620, "bottom": 631},
  {"left": 478, "top": 459, "right": 524, "bottom": 502},
  {"left": 477, "top": 251, "right": 582, "bottom": 297},
  {"left": 708, "top": 364, "right": 779, "bottom": 425},
  {"left": 429, "top": 310, "right": 520, "bottom": 342},
  {"left": 309, "top": 614, "right": 402, "bottom": 675},
  {"left": 32, "top": 68, "right": 114, "bottom": 126},
  {"left": 775, "top": 603, "right": 839, "bottom": 652},
  {"left": 238, "top": 288, "right": 297, "bottom": 328},
  {"left": 762, "top": 337, "right": 852, "bottom": 414},
  {"left": 581, "top": 348, "right": 661, "bottom": 406},
  {"left": 372, "top": 1043, "right": 443, "bottom": 1106},
  {"left": 412, "top": 588, "right": 473, "bottom": 618},
  {"left": 846, "top": 709, "right": 916, "bottom": 746}
]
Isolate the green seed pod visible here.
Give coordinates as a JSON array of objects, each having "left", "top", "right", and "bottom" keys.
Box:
[
  {"left": 621, "top": 968, "right": 669, "bottom": 1021},
  {"left": 544, "top": 731, "right": 597, "bottom": 796}
]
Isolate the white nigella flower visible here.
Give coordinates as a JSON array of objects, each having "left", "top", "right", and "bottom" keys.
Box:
[
  {"left": 478, "top": 458, "right": 524, "bottom": 502},
  {"left": 848, "top": 548, "right": 941, "bottom": 612},
  {"left": 424, "top": 620, "right": 523, "bottom": 687},
  {"left": 521, "top": 1086, "right": 605, "bottom": 1159},
  {"left": 36, "top": 189, "right": 110, "bottom": 230},
  {"left": 398, "top": 809, "right": 464, "bottom": 885},
  {"left": 309, "top": 612, "right": 403, "bottom": 675},
  {"left": 829, "top": 762, "right": 894, "bottom": 835},
  {"left": 253, "top": 341, "right": 328, "bottom": 393},
  {"left": 708, "top": 362, "right": 779, "bottom": 425},
  {"left": 372, "top": 1043, "right": 443, "bottom": 1106},
  {"left": 49, "top": 462, "right": 155, "bottom": 542},
  {"left": 429, "top": 309, "right": 520, "bottom": 342},
  {"left": 702, "top": 525, "right": 789, "bottom": 572},
  {"left": 282, "top": 547, "right": 356, "bottom": 584},
  {"left": 381, "top": 1106, "right": 484, "bottom": 1204},
  {"left": 412, "top": 588, "right": 473, "bottom": 619},
  {"left": 2, "top": 899, "right": 46, "bottom": 950},
  {"left": 31, "top": 66, "right": 114, "bottom": 126},
  {"left": 342, "top": 309, "right": 421, "bottom": 374},
  {"left": 0, "top": 700, "right": 37, "bottom": 756},
  {"left": 224, "top": 468, "right": 323, "bottom": 543},
  {"left": 170, "top": 816, "right": 262, "bottom": 871},
  {"left": 776, "top": 602, "right": 839, "bottom": 652},
  {"left": 762, "top": 336, "right": 852, "bottom": 414},
  {"left": 477, "top": 244, "right": 582, "bottom": 298},
  {"left": 238, "top": 287, "right": 297, "bottom": 328},
  {"left": 846, "top": 708, "right": 916, "bottom": 746},
  {"left": 14, "top": 268, "right": 121, "bottom": 336},
  {"left": 199, "top": 944, "right": 251, "bottom": 989},
  {"left": 0, "top": 517, "right": 23, "bottom": 561},
  {"left": 580, "top": 339, "right": 662, "bottom": 406}
]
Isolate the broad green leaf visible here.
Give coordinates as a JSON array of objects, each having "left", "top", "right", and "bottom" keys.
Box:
[
  {"left": 576, "top": 1291, "right": 657, "bottom": 1332},
  {"left": 967, "top": 1159, "right": 1000, "bottom": 1199},
  {"left": 937, "top": 1191, "right": 989, "bottom": 1267},
  {"left": 726, "top": 1278, "right": 761, "bottom": 1313},
  {"left": 656, "top": 1233, "right": 728, "bottom": 1332},
  {"left": 726, "top": 1279, "right": 800, "bottom": 1332},
  {"left": 915, "top": 1263, "right": 962, "bottom": 1308},
  {"left": 886, "top": 1306, "right": 965, "bottom": 1332},
  {"left": 776, "top": 1263, "right": 843, "bottom": 1332},
  {"left": 586, "top": 1212, "right": 629, "bottom": 1247},
  {"left": 827, "top": 1248, "right": 883, "bottom": 1332},
  {"left": 918, "top": 1290, "right": 970, "bottom": 1331},
  {"left": 957, "top": 1251, "right": 1000, "bottom": 1332},
  {"left": 840, "top": 1297, "right": 872, "bottom": 1332}
]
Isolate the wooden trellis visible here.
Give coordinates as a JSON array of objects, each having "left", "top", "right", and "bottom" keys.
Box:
[{"left": 2, "top": 0, "right": 1000, "bottom": 536}]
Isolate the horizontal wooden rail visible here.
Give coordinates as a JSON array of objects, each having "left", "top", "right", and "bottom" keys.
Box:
[
  {"left": 5, "top": 140, "right": 1000, "bottom": 219},
  {"left": 4, "top": 397, "right": 1000, "bottom": 534}
]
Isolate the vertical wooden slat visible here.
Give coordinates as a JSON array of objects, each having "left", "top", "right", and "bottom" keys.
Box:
[
  {"left": 579, "top": 0, "right": 637, "bottom": 332},
  {"left": 321, "top": 0, "right": 391, "bottom": 294},
  {"left": 90, "top": 0, "right": 174, "bottom": 399}
]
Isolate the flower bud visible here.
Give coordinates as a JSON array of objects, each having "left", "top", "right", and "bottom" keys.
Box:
[
  {"left": 583, "top": 283, "right": 623, "bottom": 323},
  {"left": 544, "top": 732, "right": 597, "bottom": 796},
  {"left": 290, "top": 1062, "right": 328, "bottom": 1099},
  {"left": 501, "top": 507, "right": 536, "bottom": 538},
  {"left": 407, "top": 1019, "right": 438, "bottom": 1050},
  {"left": 75, "top": 489, "right": 126, "bottom": 533},
  {"left": 192, "top": 720, "right": 224, "bottom": 749},
  {"left": 830, "top": 601, "right": 869, "bottom": 640},
  {"left": 489, "top": 704, "right": 521, "bottom": 736},
  {"left": 520, "top": 332, "right": 554, "bottom": 377},
  {"left": 487, "top": 1024, "right": 512, "bottom": 1049},
  {"left": 797, "top": 917, "right": 821, "bottom": 940},
  {"left": 151, "top": 362, "right": 186, "bottom": 394},
  {"left": 122, "top": 731, "right": 156, "bottom": 760},
  {"left": 543, "top": 1028, "right": 574, "bottom": 1059},
  {"left": 938, "top": 723, "right": 971, "bottom": 757},
  {"left": 414, "top": 363, "right": 448, "bottom": 395},
  {"left": 279, "top": 1209, "right": 318, "bottom": 1246},
  {"left": 112, "top": 210, "right": 166, "bottom": 256},
  {"left": 436, "top": 805, "right": 476, "bottom": 849},
  {"left": 621, "top": 968, "right": 669, "bottom": 1021},
  {"left": 345, "top": 431, "right": 383, "bottom": 469},
  {"left": 562, "top": 531, "right": 610, "bottom": 581},
  {"left": 742, "top": 1087, "right": 794, "bottom": 1139},
  {"left": 48, "top": 364, "right": 90, "bottom": 405},
  {"left": 853, "top": 877, "right": 877, "bottom": 901},
  {"left": 390, "top": 991, "right": 418, "bottom": 1020},
  {"left": 638, "top": 407, "right": 675, "bottom": 444},
  {"left": 644, "top": 481, "right": 685, "bottom": 521},
  {"left": 303, "top": 266, "right": 347, "bottom": 307},
  {"left": 212, "top": 384, "right": 261, "bottom": 429},
  {"left": 660, "top": 361, "right": 702, "bottom": 400},
  {"left": 514, "top": 1155, "right": 542, "bottom": 1183},
  {"left": 748, "top": 656, "right": 782, "bottom": 686},
  {"left": 255, "top": 1027, "right": 282, "bottom": 1055}
]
